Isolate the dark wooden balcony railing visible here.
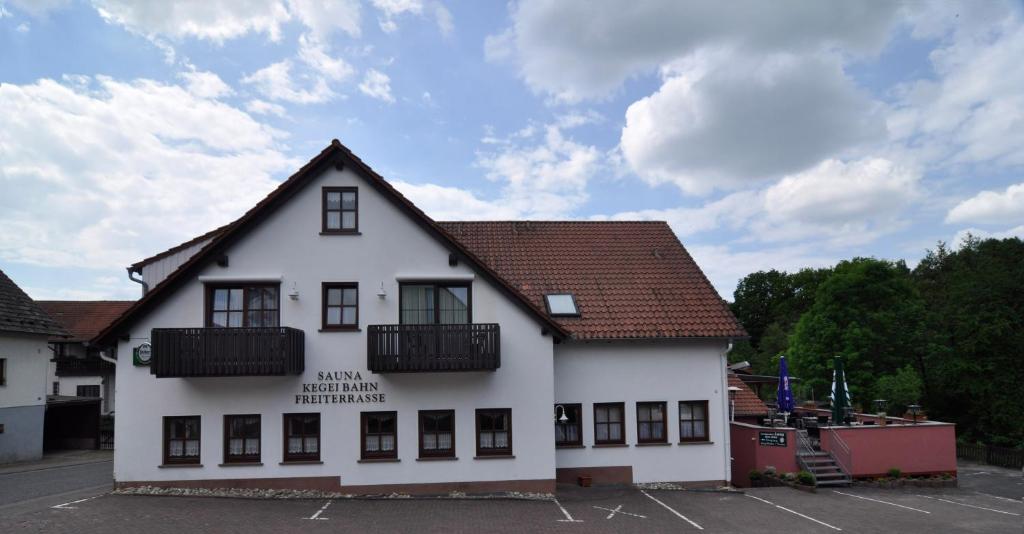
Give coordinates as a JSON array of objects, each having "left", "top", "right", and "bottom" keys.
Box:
[
  {"left": 53, "top": 356, "right": 115, "bottom": 376},
  {"left": 367, "top": 323, "right": 500, "bottom": 373},
  {"left": 150, "top": 327, "right": 304, "bottom": 378}
]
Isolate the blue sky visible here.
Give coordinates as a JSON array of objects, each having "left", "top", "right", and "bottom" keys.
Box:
[{"left": 2, "top": 1, "right": 1023, "bottom": 301}]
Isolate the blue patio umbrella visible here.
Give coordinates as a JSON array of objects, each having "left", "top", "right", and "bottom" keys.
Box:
[{"left": 777, "top": 355, "right": 795, "bottom": 414}]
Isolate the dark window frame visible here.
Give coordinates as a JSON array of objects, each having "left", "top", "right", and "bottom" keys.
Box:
[
  {"left": 398, "top": 281, "right": 473, "bottom": 324},
  {"left": 223, "top": 414, "right": 261, "bottom": 464},
  {"left": 52, "top": 381, "right": 59, "bottom": 395},
  {"left": 418, "top": 410, "right": 455, "bottom": 459},
  {"left": 543, "top": 293, "right": 581, "bottom": 317},
  {"left": 321, "top": 186, "right": 359, "bottom": 234},
  {"left": 475, "top": 408, "right": 513, "bottom": 457},
  {"left": 282, "top": 412, "right": 321, "bottom": 462},
  {"left": 0, "top": 358, "right": 6, "bottom": 386},
  {"left": 361, "top": 411, "right": 398, "bottom": 460},
  {"left": 554, "top": 403, "right": 583, "bottom": 448},
  {"left": 679, "top": 400, "right": 710, "bottom": 443},
  {"left": 204, "top": 283, "right": 281, "bottom": 328},
  {"left": 636, "top": 401, "right": 668, "bottom": 444},
  {"left": 163, "top": 415, "right": 201, "bottom": 465},
  {"left": 77, "top": 384, "right": 100, "bottom": 398},
  {"left": 593, "top": 402, "right": 626, "bottom": 445},
  {"left": 321, "top": 282, "right": 359, "bottom": 331}
]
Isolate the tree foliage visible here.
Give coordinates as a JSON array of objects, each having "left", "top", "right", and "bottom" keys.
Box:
[{"left": 728, "top": 237, "right": 1024, "bottom": 446}]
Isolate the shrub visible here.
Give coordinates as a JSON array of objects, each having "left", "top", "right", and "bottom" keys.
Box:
[
  {"left": 797, "top": 471, "right": 816, "bottom": 486},
  {"left": 941, "top": 472, "right": 953, "bottom": 480},
  {"left": 749, "top": 469, "right": 763, "bottom": 481},
  {"left": 783, "top": 472, "right": 796, "bottom": 482},
  {"left": 764, "top": 465, "right": 777, "bottom": 476},
  {"left": 887, "top": 467, "right": 901, "bottom": 479}
]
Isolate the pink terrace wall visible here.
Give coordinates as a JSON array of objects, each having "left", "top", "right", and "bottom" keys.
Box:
[
  {"left": 820, "top": 423, "right": 957, "bottom": 478},
  {"left": 730, "top": 423, "right": 798, "bottom": 487}
]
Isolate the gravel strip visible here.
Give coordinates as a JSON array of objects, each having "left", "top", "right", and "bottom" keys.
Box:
[{"left": 113, "top": 486, "right": 553, "bottom": 501}]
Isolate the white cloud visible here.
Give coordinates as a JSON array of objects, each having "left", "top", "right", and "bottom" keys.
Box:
[
  {"left": 297, "top": 34, "right": 355, "bottom": 81},
  {"left": 92, "top": 0, "right": 291, "bottom": 43},
  {"left": 4, "top": 0, "right": 70, "bottom": 17},
  {"left": 245, "top": 99, "right": 287, "bottom": 117},
  {"left": 490, "top": 0, "right": 899, "bottom": 102},
  {"left": 15, "top": 22, "right": 29, "bottom": 32},
  {"left": 433, "top": 2, "right": 453, "bottom": 37},
  {"left": 946, "top": 183, "right": 1024, "bottom": 225},
  {"left": 621, "top": 51, "right": 885, "bottom": 194},
  {"left": 0, "top": 75, "right": 294, "bottom": 274},
  {"left": 952, "top": 225, "right": 1024, "bottom": 248},
  {"left": 687, "top": 244, "right": 838, "bottom": 298},
  {"left": 288, "top": 0, "right": 361, "bottom": 39},
  {"left": 393, "top": 121, "right": 603, "bottom": 220},
  {"left": 242, "top": 60, "right": 336, "bottom": 104},
  {"left": 179, "top": 70, "right": 233, "bottom": 99},
  {"left": 603, "top": 158, "right": 920, "bottom": 247},
  {"left": 358, "top": 69, "right": 394, "bottom": 103}
]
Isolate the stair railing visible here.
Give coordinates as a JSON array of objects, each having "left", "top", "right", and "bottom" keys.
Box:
[
  {"left": 825, "top": 426, "right": 853, "bottom": 478},
  {"left": 794, "top": 430, "right": 817, "bottom": 473}
]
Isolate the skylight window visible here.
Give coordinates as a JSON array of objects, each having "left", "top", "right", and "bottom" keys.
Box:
[{"left": 545, "top": 294, "right": 579, "bottom": 317}]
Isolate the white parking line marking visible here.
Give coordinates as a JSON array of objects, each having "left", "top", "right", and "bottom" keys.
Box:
[
  {"left": 745, "top": 494, "right": 842, "bottom": 531},
  {"left": 304, "top": 500, "right": 332, "bottom": 520},
  {"left": 593, "top": 504, "right": 646, "bottom": 519},
  {"left": 917, "top": 495, "right": 1020, "bottom": 516},
  {"left": 52, "top": 495, "right": 102, "bottom": 510},
  {"left": 974, "top": 492, "right": 1024, "bottom": 504},
  {"left": 833, "top": 490, "right": 930, "bottom": 514},
  {"left": 552, "top": 499, "right": 583, "bottom": 523},
  {"left": 640, "top": 490, "right": 704, "bottom": 530}
]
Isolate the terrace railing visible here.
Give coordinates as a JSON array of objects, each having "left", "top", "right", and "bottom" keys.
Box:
[
  {"left": 367, "top": 323, "right": 500, "bottom": 373},
  {"left": 150, "top": 327, "right": 304, "bottom": 377}
]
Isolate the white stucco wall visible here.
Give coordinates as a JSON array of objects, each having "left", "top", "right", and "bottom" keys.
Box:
[
  {"left": 114, "top": 166, "right": 556, "bottom": 488},
  {"left": 0, "top": 333, "right": 50, "bottom": 409},
  {"left": 553, "top": 340, "right": 731, "bottom": 484},
  {"left": 139, "top": 238, "right": 214, "bottom": 292}
]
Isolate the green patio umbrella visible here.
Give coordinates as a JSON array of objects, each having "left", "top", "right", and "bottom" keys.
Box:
[{"left": 831, "top": 356, "right": 850, "bottom": 425}]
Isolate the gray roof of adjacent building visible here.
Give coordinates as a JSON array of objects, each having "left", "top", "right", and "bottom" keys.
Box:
[{"left": 0, "top": 269, "right": 69, "bottom": 337}]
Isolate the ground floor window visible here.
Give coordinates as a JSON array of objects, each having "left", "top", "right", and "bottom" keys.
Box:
[
  {"left": 418, "top": 410, "right": 454, "bottom": 458},
  {"left": 223, "top": 414, "right": 260, "bottom": 464},
  {"left": 52, "top": 381, "right": 59, "bottom": 395},
  {"left": 283, "top": 413, "right": 320, "bottom": 462},
  {"left": 637, "top": 401, "right": 667, "bottom": 443},
  {"left": 679, "top": 400, "right": 709, "bottom": 442},
  {"left": 163, "top": 416, "right": 201, "bottom": 465},
  {"left": 554, "top": 404, "right": 582, "bottom": 447},
  {"left": 77, "top": 384, "right": 100, "bottom": 397},
  {"left": 594, "top": 402, "right": 625, "bottom": 445},
  {"left": 475, "top": 408, "right": 512, "bottom": 456},
  {"left": 361, "top": 411, "right": 398, "bottom": 459}
]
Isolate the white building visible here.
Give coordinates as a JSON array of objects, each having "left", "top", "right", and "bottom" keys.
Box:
[
  {"left": 97, "top": 140, "right": 746, "bottom": 493},
  {"left": 0, "top": 270, "right": 68, "bottom": 464}
]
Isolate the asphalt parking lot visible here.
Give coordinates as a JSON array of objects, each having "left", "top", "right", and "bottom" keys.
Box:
[{"left": 1, "top": 482, "right": 1020, "bottom": 533}]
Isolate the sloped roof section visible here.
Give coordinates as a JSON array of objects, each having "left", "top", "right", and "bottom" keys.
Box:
[
  {"left": 438, "top": 221, "right": 746, "bottom": 340},
  {"left": 729, "top": 372, "right": 770, "bottom": 416},
  {"left": 0, "top": 270, "right": 68, "bottom": 337},
  {"left": 37, "top": 301, "right": 135, "bottom": 342},
  {"left": 129, "top": 222, "right": 231, "bottom": 271}
]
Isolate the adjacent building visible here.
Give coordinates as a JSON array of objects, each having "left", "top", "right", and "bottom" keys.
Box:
[
  {"left": 0, "top": 270, "right": 68, "bottom": 463},
  {"left": 96, "top": 140, "right": 746, "bottom": 493}
]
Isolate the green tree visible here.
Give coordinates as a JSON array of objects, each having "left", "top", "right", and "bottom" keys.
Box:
[
  {"left": 874, "top": 365, "right": 923, "bottom": 415},
  {"left": 788, "top": 258, "right": 927, "bottom": 406}
]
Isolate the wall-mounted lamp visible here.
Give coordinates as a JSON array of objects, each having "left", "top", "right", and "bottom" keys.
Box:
[
  {"left": 376, "top": 281, "right": 387, "bottom": 299},
  {"left": 553, "top": 404, "right": 569, "bottom": 424},
  {"left": 288, "top": 282, "right": 300, "bottom": 301}
]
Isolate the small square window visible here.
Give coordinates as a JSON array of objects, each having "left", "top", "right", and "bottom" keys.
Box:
[
  {"left": 283, "top": 413, "right": 320, "bottom": 462},
  {"left": 361, "top": 411, "right": 398, "bottom": 460},
  {"left": 163, "top": 416, "right": 201, "bottom": 465},
  {"left": 322, "top": 283, "right": 358, "bottom": 330},
  {"left": 544, "top": 294, "right": 579, "bottom": 316},
  {"left": 476, "top": 408, "right": 512, "bottom": 457},
  {"left": 419, "top": 410, "right": 455, "bottom": 458},
  {"left": 554, "top": 404, "right": 582, "bottom": 447},
  {"left": 224, "top": 414, "right": 261, "bottom": 464},
  {"left": 322, "top": 187, "right": 358, "bottom": 234}
]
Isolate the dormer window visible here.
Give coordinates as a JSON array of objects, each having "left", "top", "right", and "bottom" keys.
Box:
[
  {"left": 544, "top": 293, "right": 579, "bottom": 317},
  {"left": 322, "top": 187, "right": 358, "bottom": 234}
]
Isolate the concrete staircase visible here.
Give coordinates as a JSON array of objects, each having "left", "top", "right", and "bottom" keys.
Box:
[{"left": 798, "top": 451, "right": 852, "bottom": 487}]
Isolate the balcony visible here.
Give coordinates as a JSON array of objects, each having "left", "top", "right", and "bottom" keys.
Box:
[
  {"left": 367, "top": 323, "right": 500, "bottom": 373},
  {"left": 150, "top": 327, "right": 304, "bottom": 378},
  {"left": 53, "top": 356, "right": 116, "bottom": 376}
]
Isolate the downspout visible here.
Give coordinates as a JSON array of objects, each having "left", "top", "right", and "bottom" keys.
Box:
[
  {"left": 127, "top": 266, "right": 148, "bottom": 295},
  {"left": 721, "top": 339, "right": 734, "bottom": 487}
]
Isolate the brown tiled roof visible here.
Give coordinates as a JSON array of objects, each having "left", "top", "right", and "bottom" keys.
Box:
[
  {"left": 438, "top": 221, "right": 746, "bottom": 340},
  {"left": 729, "top": 372, "right": 769, "bottom": 416},
  {"left": 0, "top": 269, "right": 68, "bottom": 337},
  {"left": 37, "top": 301, "right": 135, "bottom": 342}
]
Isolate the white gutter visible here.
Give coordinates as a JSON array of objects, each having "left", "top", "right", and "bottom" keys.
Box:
[{"left": 721, "top": 339, "right": 734, "bottom": 486}]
